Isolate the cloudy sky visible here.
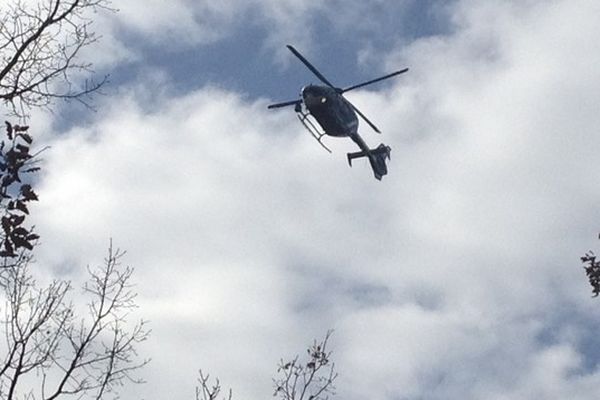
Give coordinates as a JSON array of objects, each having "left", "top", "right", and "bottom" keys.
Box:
[{"left": 13, "top": 0, "right": 600, "bottom": 399}]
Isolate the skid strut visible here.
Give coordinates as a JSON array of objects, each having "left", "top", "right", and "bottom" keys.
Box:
[{"left": 296, "top": 108, "right": 332, "bottom": 153}]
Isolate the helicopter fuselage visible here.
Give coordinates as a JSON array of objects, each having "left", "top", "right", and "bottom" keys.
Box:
[{"left": 301, "top": 85, "right": 358, "bottom": 138}]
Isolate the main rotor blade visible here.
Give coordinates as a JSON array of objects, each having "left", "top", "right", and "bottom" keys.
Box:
[
  {"left": 342, "top": 68, "right": 409, "bottom": 93},
  {"left": 286, "top": 45, "right": 336, "bottom": 89},
  {"left": 267, "top": 99, "right": 301, "bottom": 109},
  {"left": 346, "top": 100, "right": 381, "bottom": 134}
]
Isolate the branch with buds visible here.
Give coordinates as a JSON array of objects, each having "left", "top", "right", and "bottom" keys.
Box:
[
  {"left": 273, "top": 331, "right": 337, "bottom": 400},
  {"left": 0, "top": 0, "right": 113, "bottom": 116}
]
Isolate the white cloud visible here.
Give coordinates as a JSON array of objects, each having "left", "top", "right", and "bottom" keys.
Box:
[
  {"left": 111, "top": 0, "right": 244, "bottom": 46},
  {"left": 21, "top": 0, "right": 600, "bottom": 399}
]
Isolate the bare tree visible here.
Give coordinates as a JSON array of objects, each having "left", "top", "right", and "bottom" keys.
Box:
[
  {"left": 195, "top": 370, "right": 232, "bottom": 400},
  {"left": 195, "top": 332, "right": 337, "bottom": 400},
  {"left": 0, "top": 0, "right": 112, "bottom": 117},
  {"left": 0, "top": 123, "right": 149, "bottom": 399},
  {"left": 0, "top": 245, "right": 150, "bottom": 400},
  {"left": 273, "top": 331, "right": 337, "bottom": 400}
]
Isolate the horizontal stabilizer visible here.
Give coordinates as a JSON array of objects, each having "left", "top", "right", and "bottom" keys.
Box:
[
  {"left": 347, "top": 144, "right": 391, "bottom": 166},
  {"left": 347, "top": 144, "right": 391, "bottom": 180},
  {"left": 347, "top": 150, "right": 367, "bottom": 166}
]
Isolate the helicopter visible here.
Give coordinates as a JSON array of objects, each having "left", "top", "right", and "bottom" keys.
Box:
[{"left": 267, "top": 45, "right": 408, "bottom": 180}]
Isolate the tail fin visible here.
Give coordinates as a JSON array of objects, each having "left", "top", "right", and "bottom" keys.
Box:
[{"left": 347, "top": 144, "right": 391, "bottom": 180}]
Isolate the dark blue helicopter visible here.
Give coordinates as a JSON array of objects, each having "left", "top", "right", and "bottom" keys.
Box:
[{"left": 268, "top": 45, "right": 408, "bottom": 180}]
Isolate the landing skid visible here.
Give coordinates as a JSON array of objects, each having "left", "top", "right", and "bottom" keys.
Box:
[{"left": 295, "top": 107, "right": 332, "bottom": 153}]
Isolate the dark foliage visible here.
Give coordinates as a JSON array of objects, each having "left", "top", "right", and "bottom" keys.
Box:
[
  {"left": 0, "top": 121, "right": 41, "bottom": 261},
  {"left": 581, "top": 248, "right": 600, "bottom": 297}
]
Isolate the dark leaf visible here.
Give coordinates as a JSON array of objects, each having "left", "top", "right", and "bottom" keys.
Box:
[
  {"left": 18, "top": 133, "right": 32, "bottom": 144},
  {"left": 26, "top": 233, "right": 40, "bottom": 241},
  {"left": 11, "top": 215, "right": 25, "bottom": 226},
  {"left": 0, "top": 250, "right": 16, "bottom": 258},
  {"left": 14, "top": 125, "right": 29, "bottom": 132},
  {"left": 12, "top": 227, "right": 29, "bottom": 236},
  {"left": 15, "top": 201, "right": 29, "bottom": 214},
  {"left": 15, "top": 144, "right": 30, "bottom": 156},
  {"left": 20, "top": 184, "right": 38, "bottom": 201},
  {"left": 5, "top": 121, "right": 12, "bottom": 140},
  {"left": 12, "top": 236, "right": 32, "bottom": 250},
  {"left": 3, "top": 239, "right": 13, "bottom": 254},
  {"left": 2, "top": 175, "right": 15, "bottom": 187},
  {"left": 1, "top": 217, "right": 11, "bottom": 233}
]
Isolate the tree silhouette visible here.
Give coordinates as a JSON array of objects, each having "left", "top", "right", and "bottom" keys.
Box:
[
  {"left": 273, "top": 331, "right": 337, "bottom": 400},
  {"left": 196, "top": 332, "right": 338, "bottom": 400},
  {"left": 581, "top": 244, "right": 600, "bottom": 297},
  {"left": 0, "top": 0, "right": 111, "bottom": 116},
  {"left": 195, "top": 370, "right": 232, "bottom": 400},
  {"left": 0, "top": 122, "right": 41, "bottom": 260}
]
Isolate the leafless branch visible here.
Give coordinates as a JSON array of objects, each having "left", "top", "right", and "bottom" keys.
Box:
[
  {"left": 0, "top": 243, "right": 149, "bottom": 400},
  {"left": 0, "top": 0, "right": 114, "bottom": 117},
  {"left": 273, "top": 331, "right": 337, "bottom": 400},
  {"left": 195, "top": 370, "right": 233, "bottom": 400},
  {"left": 193, "top": 332, "right": 337, "bottom": 400}
]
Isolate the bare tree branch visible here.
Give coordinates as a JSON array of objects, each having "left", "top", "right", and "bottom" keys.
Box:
[
  {"left": 195, "top": 370, "right": 233, "bottom": 400},
  {"left": 194, "top": 333, "right": 337, "bottom": 400},
  {"left": 0, "top": 0, "right": 114, "bottom": 117},
  {"left": 273, "top": 331, "right": 337, "bottom": 400},
  {"left": 0, "top": 244, "right": 150, "bottom": 400}
]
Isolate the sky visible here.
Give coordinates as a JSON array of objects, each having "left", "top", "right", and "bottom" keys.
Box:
[{"left": 9, "top": 0, "right": 600, "bottom": 399}]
